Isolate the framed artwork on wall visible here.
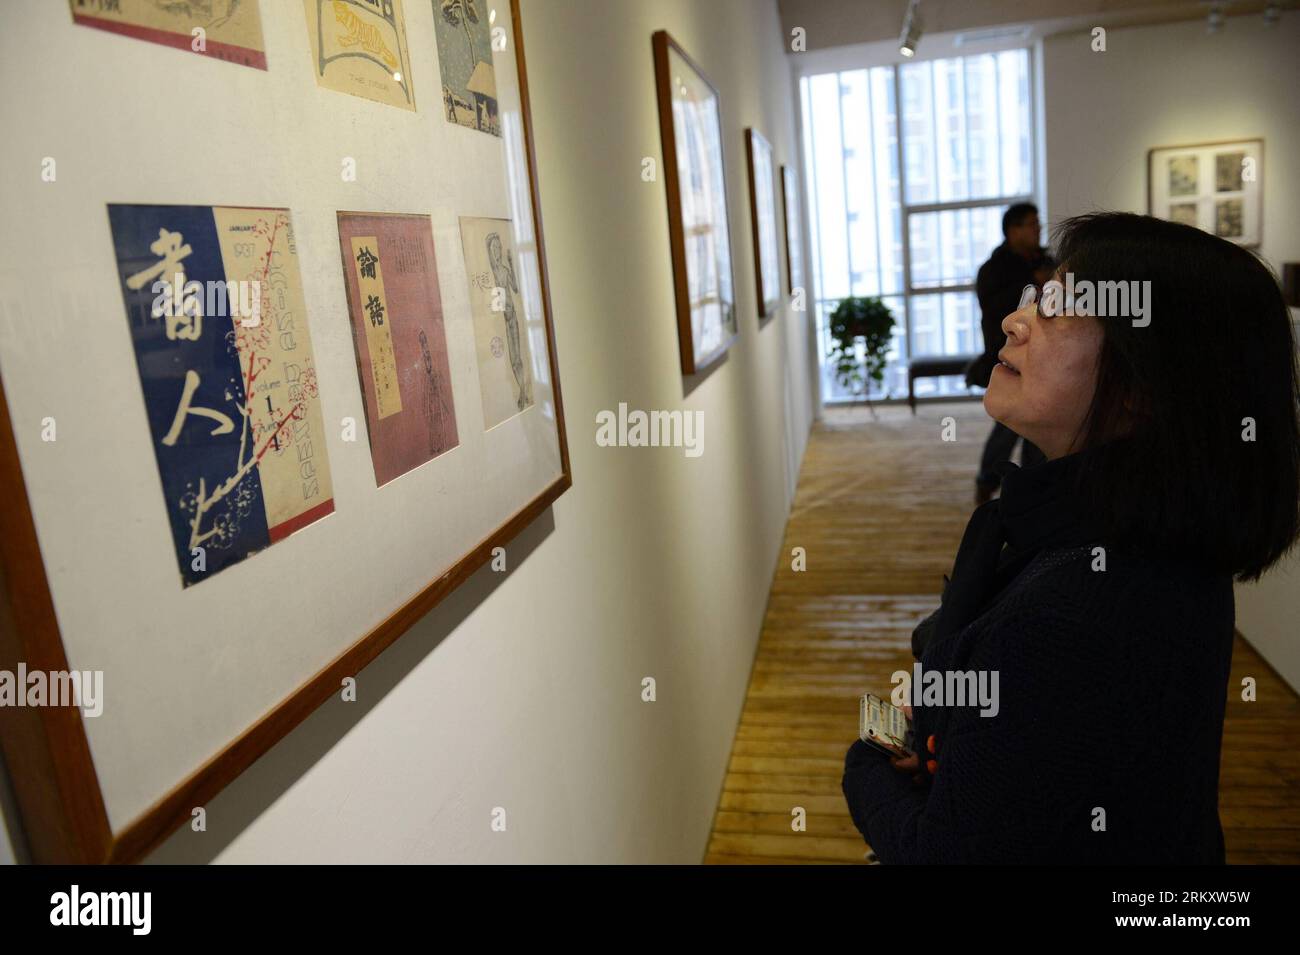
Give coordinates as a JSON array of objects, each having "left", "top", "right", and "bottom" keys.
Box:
[
  {"left": 0, "top": 0, "right": 568, "bottom": 863},
  {"left": 651, "top": 29, "right": 738, "bottom": 376},
  {"left": 780, "top": 164, "right": 803, "bottom": 299},
  {"left": 1147, "top": 138, "right": 1262, "bottom": 248},
  {"left": 745, "top": 128, "right": 781, "bottom": 318}
]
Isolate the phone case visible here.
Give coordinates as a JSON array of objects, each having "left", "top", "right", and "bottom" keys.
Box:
[{"left": 859, "top": 693, "right": 915, "bottom": 757}]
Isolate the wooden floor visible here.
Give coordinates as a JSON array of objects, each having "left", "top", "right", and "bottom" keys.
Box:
[{"left": 704, "top": 401, "right": 1300, "bottom": 864}]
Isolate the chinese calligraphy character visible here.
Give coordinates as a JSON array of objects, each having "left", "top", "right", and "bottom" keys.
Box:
[
  {"left": 126, "top": 228, "right": 193, "bottom": 292},
  {"left": 365, "top": 294, "right": 385, "bottom": 326},
  {"left": 161, "top": 369, "right": 235, "bottom": 446},
  {"left": 356, "top": 245, "right": 379, "bottom": 280},
  {"left": 126, "top": 227, "right": 204, "bottom": 341}
]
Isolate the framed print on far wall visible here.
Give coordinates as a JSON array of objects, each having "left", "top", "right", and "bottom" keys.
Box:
[
  {"left": 745, "top": 129, "right": 781, "bottom": 318},
  {"left": 781, "top": 164, "right": 804, "bottom": 298},
  {"left": 652, "top": 30, "right": 738, "bottom": 376},
  {"left": 1148, "top": 138, "right": 1262, "bottom": 248}
]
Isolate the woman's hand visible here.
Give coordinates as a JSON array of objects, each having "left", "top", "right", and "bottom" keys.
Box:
[{"left": 890, "top": 704, "right": 932, "bottom": 783}]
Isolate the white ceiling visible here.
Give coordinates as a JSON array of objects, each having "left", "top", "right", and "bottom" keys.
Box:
[{"left": 776, "top": 0, "right": 1290, "bottom": 52}]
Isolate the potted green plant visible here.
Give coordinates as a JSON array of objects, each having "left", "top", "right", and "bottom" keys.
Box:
[{"left": 827, "top": 296, "right": 895, "bottom": 410}]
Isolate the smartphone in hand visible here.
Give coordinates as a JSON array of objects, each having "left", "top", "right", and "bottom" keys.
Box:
[{"left": 859, "top": 693, "right": 915, "bottom": 758}]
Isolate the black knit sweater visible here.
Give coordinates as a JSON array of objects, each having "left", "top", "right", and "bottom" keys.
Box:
[{"left": 841, "top": 450, "right": 1236, "bottom": 864}]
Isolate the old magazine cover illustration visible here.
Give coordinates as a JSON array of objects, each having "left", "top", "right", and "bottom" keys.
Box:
[
  {"left": 69, "top": 0, "right": 267, "bottom": 69},
  {"left": 433, "top": 0, "right": 499, "bottom": 135},
  {"left": 303, "top": 0, "right": 415, "bottom": 110},
  {"left": 338, "top": 212, "right": 459, "bottom": 485},
  {"left": 459, "top": 216, "right": 534, "bottom": 429},
  {"left": 108, "top": 204, "right": 335, "bottom": 586}
]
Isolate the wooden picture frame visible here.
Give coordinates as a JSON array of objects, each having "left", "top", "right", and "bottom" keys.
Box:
[
  {"left": 745, "top": 128, "right": 781, "bottom": 319},
  {"left": 0, "top": 0, "right": 569, "bottom": 864},
  {"left": 652, "top": 30, "right": 739, "bottom": 376},
  {"left": 780, "top": 164, "right": 803, "bottom": 298},
  {"left": 1147, "top": 138, "right": 1263, "bottom": 249}
]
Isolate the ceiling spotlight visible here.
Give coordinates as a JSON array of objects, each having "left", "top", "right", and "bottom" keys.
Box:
[
  {"left": 1206, "top": 1, "right": 1225, "bottom": 34},
  {"left": 900, "top": 0, "right": 922, "bottom": 57}
]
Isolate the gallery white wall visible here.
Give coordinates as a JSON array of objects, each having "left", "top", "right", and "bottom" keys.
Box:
[
  {"left": 42, "top": 0, "right": 809, "bottom": 863},
  {"left": 1041, "top": 13, "right": 1300, "bottom": 691}
]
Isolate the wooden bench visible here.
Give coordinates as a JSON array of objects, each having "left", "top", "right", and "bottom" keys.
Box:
[{"left": 907, "top": 354, "right": 980, "bottom": 412}]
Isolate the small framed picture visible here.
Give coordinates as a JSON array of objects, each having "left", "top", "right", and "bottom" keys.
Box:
[
  {"left": 1148, "top": 138, "right": 1262, "bottom": 248},
  {"left": 781, "top": 164, "right": 804, "bottom": 298},
  {"left": 652, "top": 30, "right": 739, "bottom": 375},
  {"left": 745, "top": 128, "right": 782, "bottom": 318}
]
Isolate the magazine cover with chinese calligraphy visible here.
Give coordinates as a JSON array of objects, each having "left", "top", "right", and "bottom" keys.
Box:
[
  {"left": 337, "top": 212, "right": 459, "bottom": 486},
  {"left": 303, "top": 0, "right": 415, "bottom": 111},
  {"left": 69, "top": 0, "right": 268, "bottom": 70},
  {"left": 107, "top": 204, "right": 335, "bottom": 587}
]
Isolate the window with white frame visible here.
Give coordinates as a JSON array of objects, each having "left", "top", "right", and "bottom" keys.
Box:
[{"left": 800, "top": 48, "right": 1035, "bottom": 402}]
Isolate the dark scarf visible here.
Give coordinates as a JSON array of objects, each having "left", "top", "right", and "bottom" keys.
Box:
[{"left": 924, "top": 448, "right": 1107, "bottom": 651}]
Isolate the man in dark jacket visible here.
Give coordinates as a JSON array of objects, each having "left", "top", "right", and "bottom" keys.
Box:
[{"left": 969, "top": 204, "right": 1054, "bottom": 504}]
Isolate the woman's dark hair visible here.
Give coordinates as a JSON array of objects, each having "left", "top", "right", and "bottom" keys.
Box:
[{"left": 1053, "top": 212, "right": 1300, "bottom": 582}]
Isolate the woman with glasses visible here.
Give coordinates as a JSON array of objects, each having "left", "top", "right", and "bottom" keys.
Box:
[
  {"left": 842, "top": 211, "right": 1300, "bottom": 864},
  {"left": 970, "top": 203, "right": 1055, "bottom": 505}
]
